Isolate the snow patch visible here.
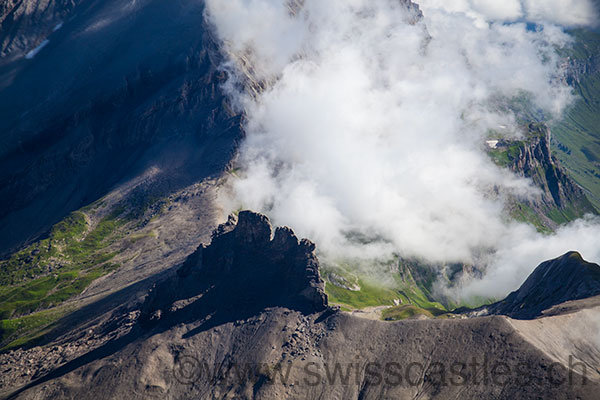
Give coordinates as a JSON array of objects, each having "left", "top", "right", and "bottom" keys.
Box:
[{"left": 25, "top": 39, "right": 49, "bottom": 59}]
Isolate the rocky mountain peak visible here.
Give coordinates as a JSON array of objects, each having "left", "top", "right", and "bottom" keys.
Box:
[
  {"left": 511, "top": 124, "right": 583, "bottom": 209},
  {"left": 143, "top": 211, "right": 328, "bottom": 328},
  {"left": 497, "top": 123, "right": 598, "bottom": 230},
  {"left": 486, "top": 251, "right": 600, "bottom": 319},
  {"left": 199, "top": 210, "right": 327, "bottom": 312}
]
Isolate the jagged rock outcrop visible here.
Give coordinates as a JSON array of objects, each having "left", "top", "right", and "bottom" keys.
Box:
[
  {"left": 398, "top": 0, "right": 424, "bottom": 24},
  {"left": 141, "top": 211, "right": 328, "bottom": 328},
  {"left": 504, "top": 123, "right": 597, "bottom": 228},
  {"left": 184, "top": 210, "right": 328, "bottom": 313},
  {"left": 563, "top": 55, "right": 600, "bottom": 86},
  {"left": 510, "top": 124, "right": 592, "bottom": 209},
  {"left": 486, "top": 251, "right": 600, "bottom": 319}
]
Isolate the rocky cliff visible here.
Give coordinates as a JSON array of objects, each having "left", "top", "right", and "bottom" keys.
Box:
[
  {"left": 493, "top": 123, "right": 597, "bottom": 230},
  {"left": 141, "top": 210, "right": 328, "bottom": 329},
  {"left": 563, "top": 54, "right": 600, "bottom": 86},
  {"left": 512, "top": 124, "right": 593, "bottom": 208}
]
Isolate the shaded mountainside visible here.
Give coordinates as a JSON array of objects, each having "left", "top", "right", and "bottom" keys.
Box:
[
  {"left": 0, "top": 0, "right": 243, "bottom": 255},
  {"left": 3, "top": 212, "right": 600, "bottom": 399},
  {"left": 0, "top": 0, "right": 244, "bottom": 355},
  {"left": 485, "top": 251, "right": 600, "bottom": 319},
  {"left": 489, "top": 123, "right": 597, "bottom": 231}
]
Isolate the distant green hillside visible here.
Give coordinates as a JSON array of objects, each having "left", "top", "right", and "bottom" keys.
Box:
[
  {"left": 322, "top": 258, "right": 462, "bottom": 319},
  {"left": 552, "top": 29, "right": 600, "bottom": 209}
]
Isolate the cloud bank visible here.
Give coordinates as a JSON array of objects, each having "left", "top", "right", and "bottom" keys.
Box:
[
  {"left": 206, "top": 0, "right": 600, "bottom": 300},
  {"left": 425, "top": 0, "right": 599, "bottom": 27}
]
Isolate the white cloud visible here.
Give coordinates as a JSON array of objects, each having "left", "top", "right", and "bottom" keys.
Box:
[
  {"left": 470, "top": 0, "right": 524, "bottom": 21},
  {"left": 420, "top": 0, "right": 599, "bottom": 27},
  {"left": 206, "top": 0, "right": 600, "bottom": 299},
  {"left": 524, "top": 0, "right": 599, "bottom": 27},
  {"left": 462, "top": 216, "right": 600, "bottom": 299}
]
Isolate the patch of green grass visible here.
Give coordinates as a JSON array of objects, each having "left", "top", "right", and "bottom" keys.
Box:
[
  {"left": 0, "top": 210, "right": 93, "bottom": 286},
  {"left": 394, "top": 261, "right": 447, "bottom": 310},
  {"left": 0, "top": 308, "right": 68, "bottom": 351},
  {"left": 545, "top": 203, "right": 584, "bottom": 225},
  {"left": 448, "top": 296, "right": 496, "bottom": 311},
  {"left": 396, "top": 284, "right": 446, "bottom": 311},
  {"left": 510, "top": 202, "right": 552, "bottom": 233},
  {"left": 381, "top": 305, "right": 435, "bottom": 321},
  {"left": 0, "top": 263, "right": 118, "bottom": 319},
  {"left": 0, "top": 239, "right": 53, "bottom": 286},
  {"left": 42, "top": 263, "right": 118, "bottom": 307},
  {"left": 323, "top": 260, "right": 447, "bottom": 313},
  {"left": 488, "top": 148, "right": 511, "bottom": 167},
  {"left": 64, "top": 214, "right": 125, "bottom": 260},
  {"left": 0, "top": 208, "right": 125, "bottom": 326},
  {"left": 50, "top": 211, "right": 87, "bottom": 242},
  {"left": 0, "top": 196, "right": 168, "bottom": 351},
  {"left": 325, "top": 278, "right": 400, "bottom": 309},
  {"left": 487, "top": 141, "right": 525, "bottom": 169}
]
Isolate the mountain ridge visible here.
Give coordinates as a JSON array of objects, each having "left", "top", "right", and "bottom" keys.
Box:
[
  {"left": 483, "top": 251, "right": 600, "bottom": 319},
  {"left": 3, "top": 211, "right": 600, "bottom": 399}
]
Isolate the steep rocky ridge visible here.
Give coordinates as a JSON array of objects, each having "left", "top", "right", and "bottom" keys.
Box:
[
  {"left": 484, "top": 251, "right": 600, "bottom": 319},
  {"left": 511, "top": 124, "right": 596, "bottom": 213},
  {"left": 489, "top": 123, "right": 597, "bottom": 230},
  {"left": 141, "top": 210, "right": 329, "bottom": 328}
]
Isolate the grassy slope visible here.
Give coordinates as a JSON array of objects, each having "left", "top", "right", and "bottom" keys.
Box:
[
  {"left": 552, "top": 29, "right": 600, "bottom": 210},
  {"left": 381, "top": 305, "right": 434, "bottom": 321},
  {"left": 323, "top": 261, "right": 447, "bottom": 319},
  {"left": 0, "top": 205, "right": 125, "bottom": 350}
]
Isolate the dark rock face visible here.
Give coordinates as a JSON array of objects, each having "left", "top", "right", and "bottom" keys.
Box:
[
  {"left": 511, "top": 124, "right": 588, "bottom": 209},
  {"left": 507, "top": 123, "right": 597, "bottom": 226},
  {"left": 142, "top": 211, "right": 328, "bottom": 328},
  {"left": 0, "top": 0, "right": 243, "bottom": 254},
  {"left": 398, "top": 0, "right": 424, "bottom": 24},
  {"left": 186, "top": 211, "right": 328, "bottom": 314},
  {"left": 563, "top": 54, "right": 600, "bottom": 86},
  {"left": 487, "top": 251, "right": 600, "bottom": 319}
]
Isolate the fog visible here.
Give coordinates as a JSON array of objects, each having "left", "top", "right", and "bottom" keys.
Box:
[{"left": 206, "top": 0, "right": 600, "bottom": 300}]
